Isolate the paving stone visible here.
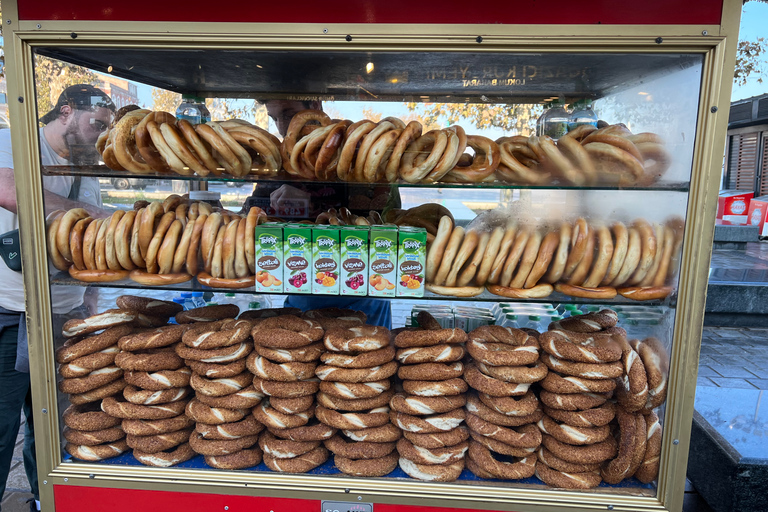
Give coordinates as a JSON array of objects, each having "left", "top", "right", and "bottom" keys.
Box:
[
  {"left": 708, "top": 365, "right": 759, "bottom": 378},
  {"left": 697, "top": 377, "right": 718, "bottom": 387},
  {"left": 698, "top": 355, "right": 718, "bottom": 366},
  {"left": 0, "top": 491, "right": 35, "bottom": 512},
  {"left": 697, "top": 366, "right": 721, "bottom": 378},
  {"left": 708, "top": 377, "right": 758, "bottom": 389},
  {"left": 744, "top": 365, "right": 768, "bottom": 379},
  {"left": 705, "top": 355, "right": 747, "bottom": 366},
  {"left": 699, "top": 346, "right": 724, "bottom": 356},
  {"left": 3, "top": 461, "right": 30, "bottom": 492},
  {"left": 746, "top": 378, "right": 768, "bottom": 390},
  {"left": 712, "top": 328, "right": 745, "bottom": 338},
  {"left": 12, "top": 437, "right": 23, "bottom": 462}
]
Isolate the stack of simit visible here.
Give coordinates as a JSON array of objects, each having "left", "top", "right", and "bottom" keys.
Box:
[
  {"left": 249, "top": 313, "right": 327, "bottom": 473},
  {"left": 463, "top": 325, "right": 545, "bottom": 481},
  {"left": 535, "top": 310, "right": 623, "bottom": 488},
  {"left": 178, "top": 305, "right": 263, "bottom": 469},
  {"left": 58, "top": 304, "right": 139, "bottom": 462},
  {"left": 392, "top": 312, "right": 469, "bottom": 482},
  {"left": 312, "top": 309, "right": 399, "bottom": 477},
  {"left": 106, "top": 296, "right": 194, "bottom": 467}
]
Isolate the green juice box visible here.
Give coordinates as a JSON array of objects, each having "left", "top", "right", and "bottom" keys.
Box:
[
  {"left": 283, "top": 224, "right": 312, "bottom": 293},
  {"left": 340, "top": 226, "right": 369, "bottom": 296},
  {"left": 397, "top": 227, "right": 427, "bottom": 297},
  {"left": 312, "top": 226, "right": 340, "bottom": 295},
  {"left": 253, "top": 224, "right": 283, "bottom": 293},
  {"left": 368, "top": 225, "right": 398, "bottom": 297}
]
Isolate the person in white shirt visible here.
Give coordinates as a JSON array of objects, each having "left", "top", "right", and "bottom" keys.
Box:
[{"left": 0, "top": 84, "right": 114, "bottom": 512}]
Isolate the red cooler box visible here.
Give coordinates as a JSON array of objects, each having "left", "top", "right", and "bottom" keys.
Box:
[
  {"left": 748, "top": 195, "right": 768, "bottom": 236},
  {"left": 717, "top": 190, "right": 754, "bottom": 224}
]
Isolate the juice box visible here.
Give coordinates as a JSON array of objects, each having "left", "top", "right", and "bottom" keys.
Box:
[
  {"left": 340, "top": 226, "right": 369, "bottom": 296},
  {"left": 368, "top": 225, "right": 398, "bottom": 297},
  {"left": 283, "top": 223, "right": 312, "bottom": 293},
  {"left": 397, "top": 227, "right": 427, "bottom": 297},
  {"left": 312, "top": 226, "right": 340, "bottom": 295},
  {"left": 253, "top": 224, "right": 283, "bottom": 293}
]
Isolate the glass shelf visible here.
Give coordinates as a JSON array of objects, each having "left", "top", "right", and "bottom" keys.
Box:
[
  {"left": 50, "top": 273, "right": 675, "bottom": 307},
  {"left": 42, "top": 166, "right": 692, "bottom": 193}
]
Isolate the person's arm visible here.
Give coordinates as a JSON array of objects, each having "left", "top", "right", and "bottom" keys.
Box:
[{"left": 0, "top": 167, "right": 107, "bottom": 218}]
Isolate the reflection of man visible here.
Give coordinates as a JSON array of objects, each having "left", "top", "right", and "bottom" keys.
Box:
[
  {"left": 0, "top": 84, "right": 113, "bottom": 512},
  {"left": 257, "top": 99, "right": 393, "bottom": 328}
]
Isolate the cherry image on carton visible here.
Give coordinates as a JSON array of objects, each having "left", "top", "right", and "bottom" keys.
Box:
[
  {"left": 341, "top": 226, "right": 369, "bottom": 296},
  {"left": 284, "top": 224, "right": 312, "bottom": 293},
  {"left": 254, "top": 224, "right": 284, "bottom": 293}
]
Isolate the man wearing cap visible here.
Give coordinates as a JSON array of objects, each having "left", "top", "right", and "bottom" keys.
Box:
[{"left": 0, "top": 84, "right": 114, "bottom": 512}]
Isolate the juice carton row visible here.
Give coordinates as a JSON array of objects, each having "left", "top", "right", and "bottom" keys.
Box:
[{"left": 253, "top": 223, "right": 426, "bottom": 297}]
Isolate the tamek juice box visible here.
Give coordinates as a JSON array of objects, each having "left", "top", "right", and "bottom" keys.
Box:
[
  {"left": 340, "top": 226, "right": 369, "bottom": 296},
  {"left": 397, "top": 227, "right": 426, "bottom": 297},
  {"left": 253, "top": 224, "right": 283, "bottom": 293},
  {"left": 368, "top": 225, "right": 398, "bottom": 297},
  {"left": 283, "top": 224, "right": 312, "bottom": 293},
  {"left": 312, "top": 226, "right": 340, "bottom": 295}
]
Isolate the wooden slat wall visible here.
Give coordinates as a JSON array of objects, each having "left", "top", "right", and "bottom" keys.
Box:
[
  {"left": 760, "top": 134, "right": 768, "bottom": 197},
  {"left": 727, "top": 132, "right": 759, "bottom": 190}
]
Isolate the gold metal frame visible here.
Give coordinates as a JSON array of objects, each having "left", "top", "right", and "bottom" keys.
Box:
[{"left": 1, "top": 0, "right": 742, "bottom": 510}]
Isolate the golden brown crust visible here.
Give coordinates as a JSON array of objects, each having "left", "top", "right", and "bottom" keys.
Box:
[
  {"left": 62, "top": 426, "right": 125, "bottom": 446},
  {"left": 259, "top": 430, "right": 320, "bottom": 458},
  {"left": 124, "top": 368, "right": 192, "bottom": 391},
  {"left": 535, "top": 461, "right": 601, "bottom": 489},
  {"left": 204, "top": 447, "right": 263, "bottom": 470},
  {"left": 466, "top": 394, "right": 543, "bottom": 427},
  {"left": 188, "top": 431, "right": 259, "bottom": 456},
  {"left": 335, "top": 452, "right": 399, "bottom": 477},
  {"left": 402, "top": 378, "right": 468, "bottom": 397},
  {"left": 126, "top": 428, "right": 192, "bottom": 453},
  {"left": 63, "top": 403, "right": 122, "bottom": 431},
  {"left": 317, "top": 389, "right": 394, "bottom": 412},
  {"left": 252, "top": 378, "right": 319, "bottom": 398},
  {"left": 122, "top": 415, "right": 194, "bottom": 436}
]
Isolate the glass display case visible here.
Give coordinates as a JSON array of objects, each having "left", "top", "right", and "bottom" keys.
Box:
[{"left": 3, "top": 1, "right": 741, "bottom": 511}]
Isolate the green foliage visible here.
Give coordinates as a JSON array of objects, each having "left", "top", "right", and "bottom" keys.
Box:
[
  {"left": 151, "top": 88, "right": 181, "bottom": 113},
  {"left": 34, "top": 55, "right": 99, "bottom": 122}
]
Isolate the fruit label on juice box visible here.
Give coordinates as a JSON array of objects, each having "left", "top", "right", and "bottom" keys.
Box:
[
  {"left": 397, "top": 227, "right": 426, "bottom": 297},
  {"left": 284, "top": 224, "right": 311, "bottom": 293},
  {"left": 341, "top": 226, "right": 369, "bottom": 296},
  {"left": 312, "top": 226, "right": 340, "bottom": 294},
  {"left": 368, "top": 226, "right": 397, "bottom": 297},
  {"left": 254, "top": 225, "right": 283, "bottom": 292}
]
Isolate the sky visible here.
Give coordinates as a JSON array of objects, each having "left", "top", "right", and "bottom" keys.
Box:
[{"left": 731, "top": 1, "right": 768, "bottom": 101}]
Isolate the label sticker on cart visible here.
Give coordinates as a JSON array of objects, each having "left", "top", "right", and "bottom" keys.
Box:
[{"left": 321, "top": 501, "right": 373, "bottom": 512}]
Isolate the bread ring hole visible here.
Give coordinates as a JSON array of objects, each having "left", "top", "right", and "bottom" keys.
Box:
[{"left": 456, "top": 150, "right": 475, "bottom": 167}]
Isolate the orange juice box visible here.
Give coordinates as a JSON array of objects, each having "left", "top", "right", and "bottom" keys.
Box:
[
  {"left": 397, "top": 227, "right": 426, "bottom": 297},
  {"left": 312, "top": 226, "right": 340, "bottom": 295},
  {"left": 340, "top": 226, "right": 369, "bottom": 296},
  {"left": 368, "top": 225, "right": 398, "bottom": 297},
  {"left": 253, "top": 224, "right": 283, "bottom": 293},
  {"left": 283, "top": 224, "right": 312, "bottom": 293}
]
